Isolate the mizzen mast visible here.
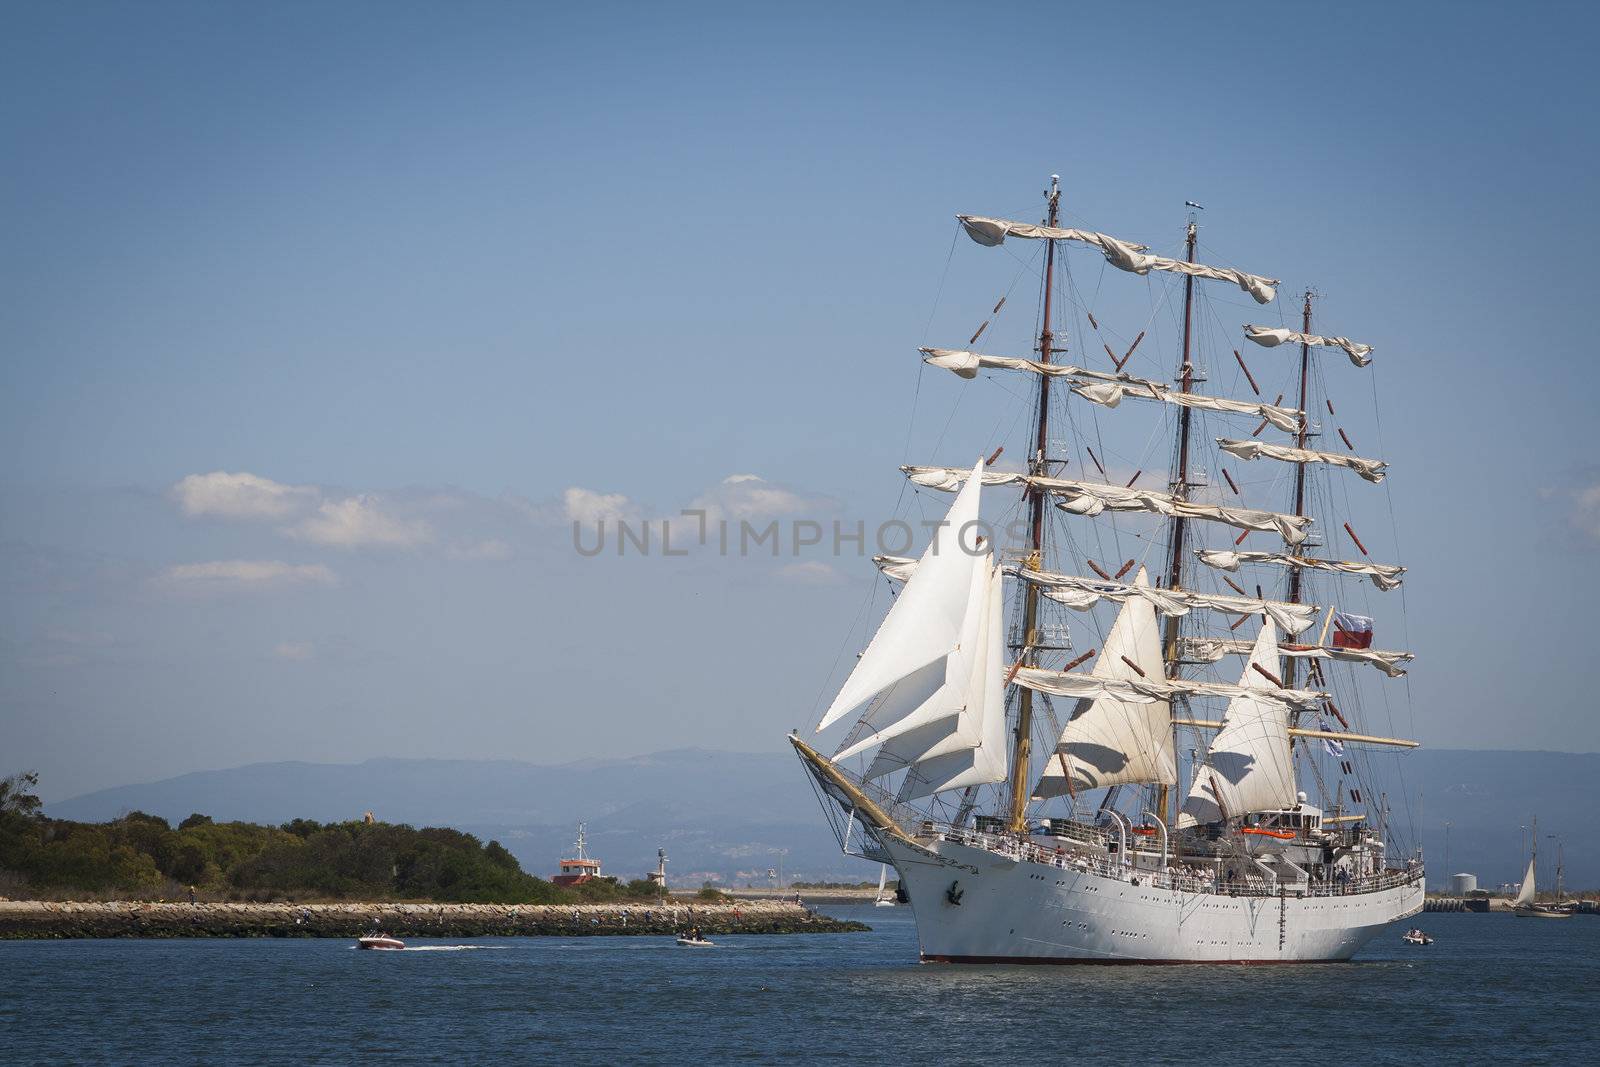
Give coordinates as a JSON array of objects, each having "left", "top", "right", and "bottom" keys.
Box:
[{"left": 1008, "top": 174, "right": 1061, "bottom": 832}]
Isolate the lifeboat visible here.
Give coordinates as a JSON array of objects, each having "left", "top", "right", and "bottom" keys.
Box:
[{"left": 1131, "top": 825, "right": 1158, "bottom": 837}]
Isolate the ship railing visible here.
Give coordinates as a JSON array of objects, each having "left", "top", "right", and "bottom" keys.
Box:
[{"left": 933, "top": 826, "right": 1423, "bottom": 899}]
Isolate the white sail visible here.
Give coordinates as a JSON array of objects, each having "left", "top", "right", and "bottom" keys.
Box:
[
  {"left": 920, "top": 348, "right": 1303, "bottom": 433},
  {"left": 1217, "top": 438, "right": 1388, "bottom": 484},
  {"left": 1181, "top": 637, "right": 1414, "bottom": 678},
  {"left": 1180, "top": 621, "right": 1298, "bottom": 826},
  {"left": 959, "top": 215, "right": 1278, "bottom": 304},
  {"left": 921, "top": 347, "right": 1086, "bottom": 380},
  {"left": 1071, "top": 376, "right": 1303, "bottom": 433},
  {"left": 1196, "top": 548, "right": 1405, "bottom": 592},
  {"left": 900, "top": 466, "right": 1313, "bottom": 546},
  {"left": 843, "top": 549, "right": 993, "bottom": 763},
  {"left": 1016, "top": 568, "right": 1319, "bottom": 635},
  {"left": 957, "top": 215, "right": 1148, "bottom": 251},
  {"left": 897, "top": 563, "right": 1008, "bottom": 800},
  {"left": 1034, "top": 568, "right": 1173, "bottom": 798},
  {"left": 818, "top": 458, "right": 986, "bottom": 729},
  {"left": 877, "top": 556, "right": 1319, "bottom": 636},
  {"left": 1512, "top": 856, "right": 1537, "bottom": 908},
  {"left": 1243, "top": 324, "right": 1373, "bottom": 367},
  {"left": 1051, "top": 479, "right": 1313, "bottom": 546},
  {"left": 1013, "top": 664, "right": 1326, "bottom": 712}
]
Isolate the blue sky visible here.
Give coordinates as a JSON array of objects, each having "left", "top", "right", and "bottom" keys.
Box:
[{"left": 4, "top": 1, "right": 1598, "bottom": 799}]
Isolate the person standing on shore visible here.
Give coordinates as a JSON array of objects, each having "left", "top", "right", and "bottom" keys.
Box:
[{"left": 188, "top": 886, "right": 196, "bottom": 904}]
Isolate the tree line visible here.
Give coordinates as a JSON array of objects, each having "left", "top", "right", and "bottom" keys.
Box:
[{"left": 0, "top": 771, "right": 664, "bottom": 904}]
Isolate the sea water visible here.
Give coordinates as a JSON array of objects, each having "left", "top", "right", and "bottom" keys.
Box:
[{"left": 3, "top": 907, "right": 1594, "bottom": 1064}]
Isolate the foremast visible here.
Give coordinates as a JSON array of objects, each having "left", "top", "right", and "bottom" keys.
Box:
[
  {"left": 1008, "top": 175, "right": 1061, "bottom": 832},
  {"left": 1284, "top": 290, "right": 1314, "bottom": 690}
]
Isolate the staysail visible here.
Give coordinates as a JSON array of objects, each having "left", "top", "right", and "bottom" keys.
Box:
[
  {"left": 894, "top": 562, "right": 1009, "bottom": 800},
  {"left": 817, "top": 458, "right": 986, "bottom": 729},
  {"left": 1179, "top": 620, "right": 1298, "bottom": 827},
  {"left": 1033, "top": 568, "right": 1174, "bottom": 798},
  {"left": 1512, "top": 856, "right": 1538, "bottom": 908},
  {"left": 842, "top": 550, "right": 993, "bottom": 762}
]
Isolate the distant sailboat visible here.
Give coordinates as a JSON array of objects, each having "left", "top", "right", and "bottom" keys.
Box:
[
  {"left": 1513, "top": 818, "right": 1574, "bottom": 918},
  {"left": 874, "top": 864, "right": 897, "bottom": 907}
]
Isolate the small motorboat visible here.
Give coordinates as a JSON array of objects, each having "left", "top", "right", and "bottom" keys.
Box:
[
  {"left": 357, "top": 934, "right": 406, "bottom": 950},
  {"left": 1401, "top": 929, "right": 1433, "bottom": 946},
  {"left": 676, "top": 933, "right": 715, "bottom": 947}
]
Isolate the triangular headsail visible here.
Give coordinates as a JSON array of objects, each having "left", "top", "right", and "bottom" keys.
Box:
[
  {"left": 1179, "top": 620, "right": 1298, "bottom": 827},
  {"left": 817, "top": 459, "right": 987, "bottom": 730},
  {"left": 1512, "top": 856, "right": 1538, "bottom": 908}
]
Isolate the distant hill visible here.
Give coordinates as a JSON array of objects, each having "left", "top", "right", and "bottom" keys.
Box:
[{"left": 46, "top": 747, "right": 1599, "bottom": 888}]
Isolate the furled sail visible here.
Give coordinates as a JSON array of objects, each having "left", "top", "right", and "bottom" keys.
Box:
[
  {"left": 1244, "top": 324, "right": 1373, "bottom": 367},
  {"left": 919, "top": 348, "right": 1304, "bottom": 432},
  {"left": 1051, "top": 479, "right": 1313, "bottom": 546},
  {"left": 1070, "top": 375, "right": 1303, "bottom": 433},
  {"left": 1512, "top": 857, "right": 1537, "bottom": 908},
  {"left": 956, "top": 215, "right": 1148, "bottom": 252},
  {"left": 875, "top": 555, "right": 1316, "bottom": 635},
  {"left": 1015, "top": 567, "right": 1320, "bottom": 635},
  {"left": 959, "top": 215, "right": 1278, "bottom": 304},
  {"left": 1179, "top": 621, "right": 1298, "bottom": 827},
  {"left": 818, "top": 459, "right": 987, "bottom": 729},
  {"left": 1033, "top": 568, "right": 1174, "bottom": 798},
  {"left": 896, "top": 562, "right": 1009, "bottom": 801},
  {"left": 1217, "top": 438, "right": 1388, "bottom": 484},
  {"left": 840, "top": 549, "right": 993, "bottom": 762},
  {"left": 1196, "top": 548, "right": 1405, "bottom": 592},
  {"left": 900, "top": 464, "right": 1313, "bottom": 545},
  {"left": 1013, "top": 664, "right": 1326, "bottom": 713},
  {"left": 1181, "top": 637, "right": 1414, "bottom": 678}
]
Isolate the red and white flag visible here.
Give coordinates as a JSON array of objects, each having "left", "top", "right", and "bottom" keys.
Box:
[{"left": 1331, "top": 611, "right": 1374, "bottom": 649}]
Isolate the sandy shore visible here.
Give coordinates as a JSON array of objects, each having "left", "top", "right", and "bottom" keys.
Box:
[{"left": 0, "top": 899, "right": 867, "bottom": 940}]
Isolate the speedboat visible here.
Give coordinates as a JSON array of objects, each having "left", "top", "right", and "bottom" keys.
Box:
[
  {"left": 1401, "top": 929, "right": 1432, "bottom": 945},
  {"left": 676, "top": 934, "right": 715, "bottom": 947},
  {"left": 357, "top": 934, "right": 406, "bottom": 950}
]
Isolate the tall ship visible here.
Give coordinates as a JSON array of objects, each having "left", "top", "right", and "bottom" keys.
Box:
[{"left": 793, "top": 176, "right": 1424, "bottom": 963}]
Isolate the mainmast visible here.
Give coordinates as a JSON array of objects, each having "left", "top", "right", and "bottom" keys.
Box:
[
  {"left": 1284, "top": 291, "right": 1314, "bottom": 689},
  {"left": 1158, "top": 218, "right": 1199, "bottom": 825},
  {"left": 1007, "top": 174, "right": 1061, "bottom": 832}
]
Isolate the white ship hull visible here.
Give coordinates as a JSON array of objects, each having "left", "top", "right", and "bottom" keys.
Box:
[{"left": 886, "top": 836, "right": 1423, "bottom": 964}]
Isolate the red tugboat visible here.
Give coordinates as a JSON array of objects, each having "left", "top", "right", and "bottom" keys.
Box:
[{"left": 551, "top": 824, "right": 602, "bottom": 887}]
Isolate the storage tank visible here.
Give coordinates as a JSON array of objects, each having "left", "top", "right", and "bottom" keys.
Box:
[{"left": 1450, "top": 872, "right": 1478, "bottom": 895}]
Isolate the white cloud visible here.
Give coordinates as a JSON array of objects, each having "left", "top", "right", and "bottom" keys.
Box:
[
  {"left": 687, "top": 474, "right": 823, "bottom": 524},
  {"left": 563, "top": 487, "right": 636, "bottom": 524},
  {"left": 777, "top": 561, "right": 842, "bottom": 585},
  {"left": 273, "top": 641, "right": 315, "bottom": 661},
  {"left": 1569, "top": 483, "right": 1600, "bottom": 542},
  {"left": 288, "top": 495, "right": 433, "bottom": 548},
  {"left": 171, "top": 471, "right": 318, "bottom": 520},
  {"left": 446, "top": 538, "right": 513, "bottom": 561},
  {"left": 155, "top": 560, "right": 337, "bottom": 592}
]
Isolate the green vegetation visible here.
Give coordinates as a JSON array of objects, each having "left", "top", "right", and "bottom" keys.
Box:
[{"left": 0, "top": 769, "right": 664, "bottom": 905}]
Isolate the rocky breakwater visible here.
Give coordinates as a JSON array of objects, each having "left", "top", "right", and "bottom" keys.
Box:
[{"left": 0, "top": 899, "right": 867, "bottom": 940}]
